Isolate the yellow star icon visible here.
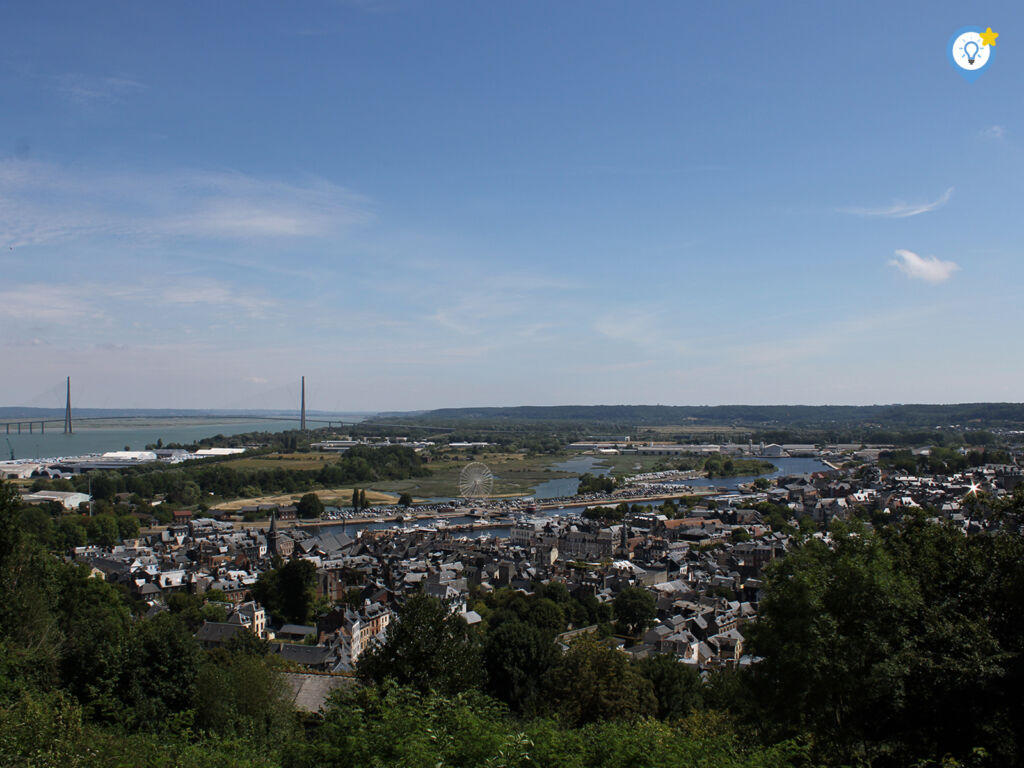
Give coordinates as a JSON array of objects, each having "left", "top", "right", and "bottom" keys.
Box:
[{"left": 980, "top": 27, "right": 998, "bottom": 46}]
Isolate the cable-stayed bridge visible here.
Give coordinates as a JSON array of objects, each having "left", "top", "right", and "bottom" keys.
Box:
[
  {"left": 0, "top": 377, "right": 458, "bottom": 435},
  {"left": 0, "top": 376, "right": 340, "bottom": 434}
]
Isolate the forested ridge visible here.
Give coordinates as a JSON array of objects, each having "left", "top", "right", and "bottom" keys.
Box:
[{"left": 381, "top": 403, "right": 1024, "bottom": 429}]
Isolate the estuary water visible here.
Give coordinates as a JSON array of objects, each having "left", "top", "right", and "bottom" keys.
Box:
[
  {"left": 679, "top": 455, "right": 831, "bottom": 489},
  {"left": 530, "top": 455, "right": 609, "bottom": 499},
  {"left": 2, "top": 419, "right": 302, "bottom": 460}
]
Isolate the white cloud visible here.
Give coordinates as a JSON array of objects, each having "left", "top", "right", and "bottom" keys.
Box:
[
  {"left": 888, "top": 249, "right": 960, "bottom": 284},
  {"left": 159, "top": 279, "right": 275, "bottom": 315},
  {"left": 980, "top": 125, "right": 1006, "bottom": 140},
  {"left": 0, "top": 284, "right": 101, "bottom": 323},
  {"left": 0, "top": 278, "right": 275, "bottom": 329},
  {"left": 53, "top": 73, "right": 146, "bottom": 105},
  {"left": 592, "top": 309, "right": 688, "bottom": 356},
  {"left": 838, "top": 187, "right": 954, "bottom": 218},
  {"left": 0, "top": 160, "right": 371, "bottom": 247}
]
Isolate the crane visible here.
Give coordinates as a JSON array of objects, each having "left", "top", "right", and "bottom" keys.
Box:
[{"left": 5, "top": 438, "right": 13, "bottom": 460}]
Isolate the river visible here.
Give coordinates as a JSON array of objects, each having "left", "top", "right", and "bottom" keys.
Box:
[
  {"left": 679, "top": 455, "right": 832, "bottom": 489},
  {"left": 3, "top": 419, "right": 306, "bottom": 460},
  {"left": 529, "top": 455, "right": 609, "bottom": 499},
  {"left": 317, "top": 455, "right": 831, "bottom": 539}
]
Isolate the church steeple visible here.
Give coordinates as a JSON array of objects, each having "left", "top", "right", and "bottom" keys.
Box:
[
  {"left": 268, "top": 511, "right": 279, "bottom": 558},
  {"left": 617, "top": 522, "right": 633, "bottom": 560}
]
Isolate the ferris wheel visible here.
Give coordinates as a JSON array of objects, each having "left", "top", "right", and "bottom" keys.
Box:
[{"left": 458, "top": 461, "right": 494, "bottom": 500}]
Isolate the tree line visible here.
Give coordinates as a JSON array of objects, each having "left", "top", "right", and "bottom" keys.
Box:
[
  {"left": 386, "top": 403, "right": 1024, "bottom": 430},
  {"left": 29, "top": 445, "right": 428, "bottom": 508}
]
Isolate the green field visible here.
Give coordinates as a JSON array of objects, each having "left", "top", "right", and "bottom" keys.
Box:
[
  {"left": 589, "top": 453, "right": 675, "bottom": 476},
  {"left": 373, "top": 451, "right": 575, "bottom": 498},
  {"left": 219, "top": 450, "right": 683, "bottom": 498},
  {"left": 223, "top": 452, "right": 340, "bottom": 470},
  {"left": 219, "top": 449, "right": 577, "bottom": 499}
]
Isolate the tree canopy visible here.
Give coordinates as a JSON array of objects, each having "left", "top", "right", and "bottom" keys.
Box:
[
  {"left": 252, "top": 559, "right": 318, "bottom": 625},
  {"left": 357, "top": 593, "right": 482, "bottom": 695},
  {"left": 749, "top": 513, "right": 1024, "bottom": 766}
]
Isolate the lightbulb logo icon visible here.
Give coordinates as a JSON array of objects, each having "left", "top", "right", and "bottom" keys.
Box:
[
  {"left": 964, "top": 40, "right": 979, "bottom": 65},
  {"left": 949, "top": 26, "right": 998, "bottom": 82}
]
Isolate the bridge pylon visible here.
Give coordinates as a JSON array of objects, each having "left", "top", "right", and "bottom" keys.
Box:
[{"left": 64, "top": 376, "right": 73, "bottom": 434}]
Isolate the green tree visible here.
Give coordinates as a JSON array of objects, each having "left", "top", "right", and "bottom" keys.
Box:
[
  {"left": 168, "top": 592, "right": 228, "bottom": 632},
  {"left": 612, "top": 586, "right": 656, "bottom": 637},
  {"left": 635, "top": 654, "right": 703, "bottom": 720},
  {"left": 115, "top": 612, "right": 201, "bottom": 730},
  {"left": 296, "top": 493, "right": 324, "bottom": 520},
  {"left": 54, "top": 516, "right": 87, "bottom": 550},
  {"left": 194, "top": 648, "right": 294, "bottom": 746},
  {"left": 0, "top": 483, "right": 62, "bottom": 695},
  {"left": 116, "top": 514, "right": 139, "bottom": 540},
  {"left": 544, "top": 634, "right": 656, "bottom": 726},
  {"left": 87, "top": 473, "right": 121, "bottom": 502},
  {"left": 253, "top": 559, "right": 318, "bottom": 625},
  {"left": 526, "top": 597, "right": 565, "bottom": 635},
  {"left": 0, "top": 689, "right": 282, "bottom": 768},
  {"left": 288, "top": 683, "right": 804, "bottom": 768},
  {"left": 483, "top": 620, "right": 558, "bottom": 714},
  {"left": 577, "top": 473, "right": 617, "bottom": 494},
  {"left": 398, "top": 493, "right": 413, "bottom": 507},
  {"left": 86, "top": 514, "right": 120, "bottom": 547},
  {"left": 54, "top": 564, "right": 131, "bottom": 718},
  {"left": 731, "top": 527, "right": 752, "bottom": 542},
  {"left": 749, "top": 514, "right": 1024, "bottom": 766},
  {"left": 357, "top": 594, "right": 482, "bottom": 695},
  {"left": 276, "top": 558, "right": 318, "bottom": 624},
  {"left": 223, "top": 628, "right": 271, "bottom": 657},
  {"left": 535, "top": 580, "right": 571, "bottom": 604},
  {"left": 18, "top": 506, "right": 54, "bottom": 542}
]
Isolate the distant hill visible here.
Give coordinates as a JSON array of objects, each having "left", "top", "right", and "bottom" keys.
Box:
[{"left": 374, "top": 403, "right": 1024, "bottom": 430}]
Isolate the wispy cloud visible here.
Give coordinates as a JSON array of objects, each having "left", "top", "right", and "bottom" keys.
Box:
[
  {"left": 592, "top": 309, "right": 689, "bottom": 356},
  {"left": 53, "top": 73, "right": 146, "bottom": 105},
  {"left": 0, "top": 284, "right": 102, "bottom": 323},
  {"left": 159, "top": 172, "right": 370, "bottom": 239},
  {"left": 0, "top": 278, "right": 275, "bottom": 328},
  {"left": 888, "top": 249, "right": 960, "bottom": 284},
  {"left": 980, "top": 125, "right": 1006, "bottom": 140},
  {"left": 419, "top": 272, "right": 571, "bottom": 338},
  {"left": 838, "top": 187, "right": 954, "bottom": 219},
  {"left": 158, "top": 278, "right": 276, "bottom": 315},
  {"left": 0, "top": 160, "right": 371, "bottom": 248}
]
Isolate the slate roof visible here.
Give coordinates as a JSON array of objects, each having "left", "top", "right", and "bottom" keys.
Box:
[
  {"left": 196, "top": 621, "right": 247, "bottom": 645},
  {"left": 283, "top": 672, "right": 354, "bottom": 712},
  {"left": 273, "top": 643, "right": 333, "bottom": 667}
]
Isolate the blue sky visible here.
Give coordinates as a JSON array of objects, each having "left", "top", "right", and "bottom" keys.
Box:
[{"left": 1, "top": 1, "right": 1021, "bottom": 410}]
